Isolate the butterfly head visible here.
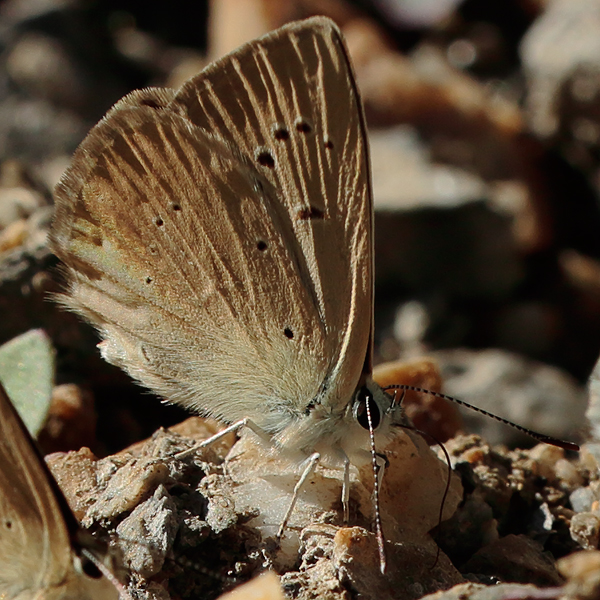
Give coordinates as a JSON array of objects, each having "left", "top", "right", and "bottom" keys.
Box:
[
  {"left": 352, "top": 384, "right": 387, "bottom": 431},
  {"left": 346, "top": 380, "right": 409, "bottom": 449},
  {"left": 299, "top": 380, "right": 403, "bottom": 463}
]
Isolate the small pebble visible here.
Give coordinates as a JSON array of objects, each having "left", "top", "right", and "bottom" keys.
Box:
[{"left": 571, "top": 512, "right": 600, "bottom": 550}]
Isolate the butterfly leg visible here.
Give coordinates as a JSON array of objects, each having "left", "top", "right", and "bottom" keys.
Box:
[
  {"left": 342, "top": 454, "right": 350, "bottom": 523},
  {"left": 175, "top": 417, "right": 272, "bottom": 460},
  {"left": 277, "top": 452, "right": 321, "bottom": 539}
]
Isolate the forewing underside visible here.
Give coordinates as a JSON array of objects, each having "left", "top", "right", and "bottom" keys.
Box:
[{"left": 53, "top": 106, "right": 332, "bottom": 430}]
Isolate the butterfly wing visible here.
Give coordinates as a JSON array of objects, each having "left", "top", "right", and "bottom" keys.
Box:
[
  {"left": 171, "top": 17, "right": 374, "bottom": 401},
  {"left": 0, "top": 382, "right": 74, "bottom": 596},
  {"left": 0, "top": 383, "right": 120, "bottom": 599},
  {"left": 51, "top": 17, "right": 373, "bottom": 442}
]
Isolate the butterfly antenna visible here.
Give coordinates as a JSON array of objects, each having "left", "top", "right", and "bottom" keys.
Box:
[
  {"left": 384, "top": 384, "right": 580, "bottom": 452},
  {"left": 80, "top": 548, "right": 133, "bottom": 600},
  {"left": 365, "top": 395, "right": 387, "bottom": 574}
]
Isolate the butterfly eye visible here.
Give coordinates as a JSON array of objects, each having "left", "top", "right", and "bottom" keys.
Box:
[{"left": 353, "top": 387, "right": 381, "bottom": 430}]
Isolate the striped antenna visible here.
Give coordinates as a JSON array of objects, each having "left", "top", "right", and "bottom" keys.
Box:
[{"left": 384, "top": 384, "right": 580, "bottom": 452}]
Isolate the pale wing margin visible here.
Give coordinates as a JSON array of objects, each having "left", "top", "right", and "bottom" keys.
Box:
[
  {"left": 0, "top": 383, "right": 72, "bottom": 595},
  {"left": 171, "top": 16, "right": 374, "bottom": 412},
  {"left": 51, "top": 103, "right": 334, "bottom": 434}
]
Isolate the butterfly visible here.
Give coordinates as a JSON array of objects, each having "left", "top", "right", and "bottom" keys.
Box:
[
  {"left": 0, "top": 381, "right": 124, "bottom": 599},
  {"left": 49, "top": 18, "right": 426, "bottom": 575},
  {"left": 50, "top": 15, "right": 402, "bottom": 465}
]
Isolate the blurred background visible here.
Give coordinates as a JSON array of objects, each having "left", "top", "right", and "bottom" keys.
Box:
[{"left": 0, "top": 0, "right": 598, "bottom": 454}]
